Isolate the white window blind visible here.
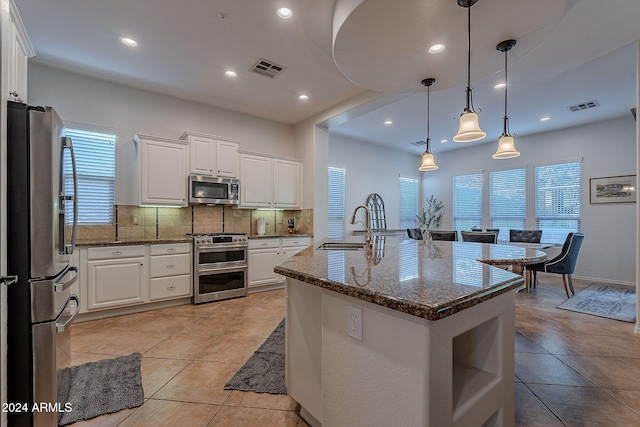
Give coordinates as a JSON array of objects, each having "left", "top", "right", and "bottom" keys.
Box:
[
  {"left": 490, "top": 168, "right": 526, "bottom": 241},
  {"left": 399, "top": 177, "right": 419, "bottom": 229},
  {"left": 535, "top": 161, "right": 581, "bottom": 245},
  {"left": 453, "top": 173, "right": 482, "bottom": 232},
  {"left": 328, "top": 166, "right": 346, "bottom": 239},
  {"left": 63, "top": 128, "right": 116, "bottom": 224}
]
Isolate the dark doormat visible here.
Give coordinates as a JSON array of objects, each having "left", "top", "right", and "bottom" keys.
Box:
[
  {"left": 58, "top": 352, "right": 144, "bottom": 426},
  {"left": 224, "top": 319, "right": 286, "bottom": 395}
]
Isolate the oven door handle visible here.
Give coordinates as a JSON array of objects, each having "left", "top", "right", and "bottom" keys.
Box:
[
  {"left": 197, "top": 245, "right": 247, "bottom": 252},
  {"left": 197, "top": 265, "right": 247, "bottom": 273}
]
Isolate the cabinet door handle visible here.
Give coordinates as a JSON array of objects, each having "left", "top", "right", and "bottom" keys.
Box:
[
  {"left": 113, "top": 251, "right": 122, "bottom": 256},
  {"left": 167, "top": 286, "right": 175, "bottom": 291},
  {"left": 167, "top": 264, "right": 176, "bottom": 269},
  {"left": 167, "top": 248, "right": 176, "bottom": 253}
]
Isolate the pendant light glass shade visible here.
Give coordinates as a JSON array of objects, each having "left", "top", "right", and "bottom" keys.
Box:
[
  {"left": 418, "top": 78, "right": 438, "bottom": 171},
  {"left": 453, "top": 0, "right": 485, "bottom": 143},
  {"left": 493, "top": 135, "right": 520, "bottom": 159},
  {"left": 453, "top": 111, "right": 486, "bottom": 142},
  {"left": 419, "top": 150, "right": 438, "bottom": 171},
  {"left": 493, "top": 39, "right": 520, "bottom": 159}
]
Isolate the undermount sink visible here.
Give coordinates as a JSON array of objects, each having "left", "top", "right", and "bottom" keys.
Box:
[{"left": 317, "top": 242, "right": 367, "bottom": 251}]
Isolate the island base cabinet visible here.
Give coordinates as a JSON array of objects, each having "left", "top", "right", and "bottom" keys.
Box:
[{"left": 286, "top": 279, "right": 515, "bottom": 427}]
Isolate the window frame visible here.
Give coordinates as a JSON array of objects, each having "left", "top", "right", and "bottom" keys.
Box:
[{"left": 62, "top": 127, "right": 116, "bottom": 225}]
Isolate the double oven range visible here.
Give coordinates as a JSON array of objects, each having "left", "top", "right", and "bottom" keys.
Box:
[{"left": 188, "top": 233, "right": 248, "bottom": 303}]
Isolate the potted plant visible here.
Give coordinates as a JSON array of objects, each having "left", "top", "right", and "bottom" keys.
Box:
[{"left": 417, "top": 195, "right": 443, "bottom": 240}]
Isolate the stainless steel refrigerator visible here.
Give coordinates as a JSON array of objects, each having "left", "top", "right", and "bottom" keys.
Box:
[{"left": 6, "top": 101, "right": 80, "bottom": 426}]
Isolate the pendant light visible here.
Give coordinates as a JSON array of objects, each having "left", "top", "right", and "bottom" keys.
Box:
[
  {"left": 493, "top": 39, "right": 520, "bottom": 159},
  {"left": 419, "top": 78, "right": 438, "bottom": 171},
  {"left": 453, "top": 0, "right": 486, "bottom": 143}
]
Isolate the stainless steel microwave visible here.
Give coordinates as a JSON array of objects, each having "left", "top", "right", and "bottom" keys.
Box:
[{"left": 189, "top": 175, "right": 239, "bottom": 205}]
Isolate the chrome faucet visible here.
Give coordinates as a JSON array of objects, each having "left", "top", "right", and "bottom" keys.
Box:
[{"left": 350, "top": 205, "right": 372, "bottom": 243}]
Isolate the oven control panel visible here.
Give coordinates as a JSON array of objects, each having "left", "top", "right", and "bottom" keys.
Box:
[{"left": 192, "top": 234, "right": 248, "bottom": 245}]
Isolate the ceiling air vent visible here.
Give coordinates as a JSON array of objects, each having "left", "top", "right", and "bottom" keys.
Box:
[
  {"left": 567, "top": 100, "right": 599, "bottom": 112},
  {"left": 250, "top": 58, "right": 286, "bottom": 78}
]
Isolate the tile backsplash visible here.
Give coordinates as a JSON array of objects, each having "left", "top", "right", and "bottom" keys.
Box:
[{"left": 77, "top": 205, "right": 313, "bottom": 241}]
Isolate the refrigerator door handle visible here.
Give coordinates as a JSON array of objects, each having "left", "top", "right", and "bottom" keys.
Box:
[
  {"left": 0, "top": 275, "right": 18, "bottom": 286},
  {"left": 59, "top": 136, "right": 78, "bottom": 255},
  {"left": 54, "top": 264, "right": 78, "bottom": 292},
  {"left": 55, "top": 294, "right": 79, "bottom": 333}
]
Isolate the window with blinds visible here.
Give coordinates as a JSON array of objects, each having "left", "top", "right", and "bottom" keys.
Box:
[
  {"left": 490, "top": 168, "right": 526, "bottom": 241},
  {"left": 399, "top": 177, "right": 419, "bottom": 229},
  {"left": 535, "top": 161, "right": 581, "bottom": 245},
  {"left": 453, "top": 173, "right": 482, "bottom": 232},
  {"left": 63, "top": 128, "right": 116, "bottom": 224},
  {"left": 328, "top": 166, "right": 346, "bottom": 239}
]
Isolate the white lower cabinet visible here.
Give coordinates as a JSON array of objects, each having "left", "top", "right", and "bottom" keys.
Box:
[
  {"left": 80, "top": 242, "right": 192, "bottom": 313},
  {"left": 149, "top": 243, "right": 192, "bottom": 301},
  {"left": 86, "top": 246, "right": 146, "bottom": 311},
  {"left": 248, "top": 239, "right": 282, "bottom": 289},
  {"left": 248, "top": 237, "right": 312, "bottom": 291}
]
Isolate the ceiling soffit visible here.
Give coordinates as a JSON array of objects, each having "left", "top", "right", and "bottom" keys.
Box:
[{"left": 332, "top": 0, "right": 566, "bottom": 93}]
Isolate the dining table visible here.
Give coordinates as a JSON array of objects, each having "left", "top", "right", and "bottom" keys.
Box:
[{"left": 478, "top": 241, "right": 551, "bottom": 292}]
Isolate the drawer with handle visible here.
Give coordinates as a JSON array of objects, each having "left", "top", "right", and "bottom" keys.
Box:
[
  {"left": 149, "top": 253, "right": 191, "bottom": 278},
  {"left": 149, "top": 274, "right": 191, "bottom": 300},
  {"left": 150, "top": 243, "right": 190, "bottom": 256},
  {"left": 87, "top": 245, "right": 145, "bottom": 260}
]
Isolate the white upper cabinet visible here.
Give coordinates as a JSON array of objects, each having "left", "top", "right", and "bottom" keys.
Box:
[
  {"left": 240, "top": 152, "right": 303, "bottom": 209},
  {"left": 180, "top": 132, "right": 239, "bottom": 178},
  {"left": 240, "top": 154, "right": 272, "bottom": 208},
  {"left": 273, "top": 159, "right": 301, "bottom": 209},
  {"left": 135, "top": 134, "right": 189, "bottom": 207},
  {"left": 8, "top": 1, "right": 35, "bottom": 103}
]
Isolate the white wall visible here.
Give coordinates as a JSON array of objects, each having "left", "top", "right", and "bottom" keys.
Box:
[
  {"left": 422, "top": 116, "right": 637, "bottom": 284},
  {"left": 27, "top": 62, "right": 296, "bottom": 205},
  {"left": 329, "top": 134, "right": 421, "bottom": 234}
]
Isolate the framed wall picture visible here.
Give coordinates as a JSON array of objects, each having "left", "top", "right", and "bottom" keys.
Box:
[{"left": 590, "top": 175, "right": 636, "bottom": 204}]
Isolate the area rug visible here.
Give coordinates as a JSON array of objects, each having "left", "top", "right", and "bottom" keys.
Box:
[
  {"left": 224, "top": 319, "right": 286, "bottom": 395},
  {"left": 58, "top": 352, "right": 144, "bottom": 426},
  {"left": 558, "top": 283, "right": 636, "bottom": 322}
]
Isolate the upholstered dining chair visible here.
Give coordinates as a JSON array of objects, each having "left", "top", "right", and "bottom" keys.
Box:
[
  {"left": 461, "top": 231, "right": 498, "bottom": 244},
  {"left": 510, "top": 229, "right": 543, "bottom": 243},
  {"left": 429, "top": 230, "right": 458, "bottom": 241},
  {"left": 529, "top": 232, "right": 584, "bottom": 298},
  {"left": 406, "top": 228, "right": 423, "bottom": 240}
]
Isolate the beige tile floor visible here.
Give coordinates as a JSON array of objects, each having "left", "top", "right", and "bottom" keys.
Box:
[{"left": 68, "top": 275, "right": 640, "bottom": 426}]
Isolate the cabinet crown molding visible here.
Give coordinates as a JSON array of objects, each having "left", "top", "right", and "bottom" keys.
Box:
[
  {"left": 134, "top": 133, "right": 188, "bottom": 145},
  {"left": 10, "top": 0, "right": 35, "bottom": 58},
  {"left": 239, "top": 150, "right": 302, "bottom": 163},
  {"left": 180, "top": 131, "right": 242, "bottom": 144}
]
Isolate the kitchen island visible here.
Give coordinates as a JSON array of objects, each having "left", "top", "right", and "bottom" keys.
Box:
[{"left": 274, "top": 236, "right": 546, "bottom": 427}]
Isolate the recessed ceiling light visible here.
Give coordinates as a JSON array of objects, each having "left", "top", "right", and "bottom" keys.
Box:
[
  {"left": 384, "top": 120, "right": 393, "bottom": 126},
  {"left": 225, "top": 70, "right": 237, "bottom": 78},
  {"left": 540, "top": 116, "right": 551, "bottom": 122},
  {"left": 440, "top": 139, "right": 448, "bottom": 143},
  {"left": 298, "top": 95, "right": 309, "bottom": 101},
  {"left": 494, "top": 83, "right": 506, "bottom": 89},
  {"left": 428, "top": 44, "right": 445, "bottom": 54},
  {"left": 277, "top": 8, "right": 293, "bottom": 19},
  {"left": 120, "top": 37, "right": 138, "bottom": 47}
]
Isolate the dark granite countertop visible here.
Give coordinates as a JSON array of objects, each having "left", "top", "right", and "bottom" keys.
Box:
[
  {"left": 274, "top": 236, "right": 547, "bottom": 321},
  {"left": 76, "top": 238, "right": 192, "bottom": 247},
  {"left": 248, "top": 234, "right": 313, "bottom": 239}
]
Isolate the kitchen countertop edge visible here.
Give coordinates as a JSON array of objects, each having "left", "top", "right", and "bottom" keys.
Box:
[{"left": 76, "top": 238, "right": 192, "bottom": 247}]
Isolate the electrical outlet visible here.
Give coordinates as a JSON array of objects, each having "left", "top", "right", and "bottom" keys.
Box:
[
  {"left": 132, "top": 216, "right": 139, "bottom": 225},
  {"left": 348, "top": 305, "right": 363, "bottom": 341}
]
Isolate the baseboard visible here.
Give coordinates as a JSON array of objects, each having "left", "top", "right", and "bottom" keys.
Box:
[
  {"left": 76, "top": 297, "right": 191, "bottom": 322},
  {"left": 571, "top": 275, "right": 636, "bottom": 287},
  {"left": 248, "top": 282, "right": 285, "bottom": 294}
]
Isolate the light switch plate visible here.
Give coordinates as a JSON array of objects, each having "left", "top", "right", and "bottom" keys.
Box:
[{"left": 348, "top": 305, "right": 363, "bottom": 341}]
